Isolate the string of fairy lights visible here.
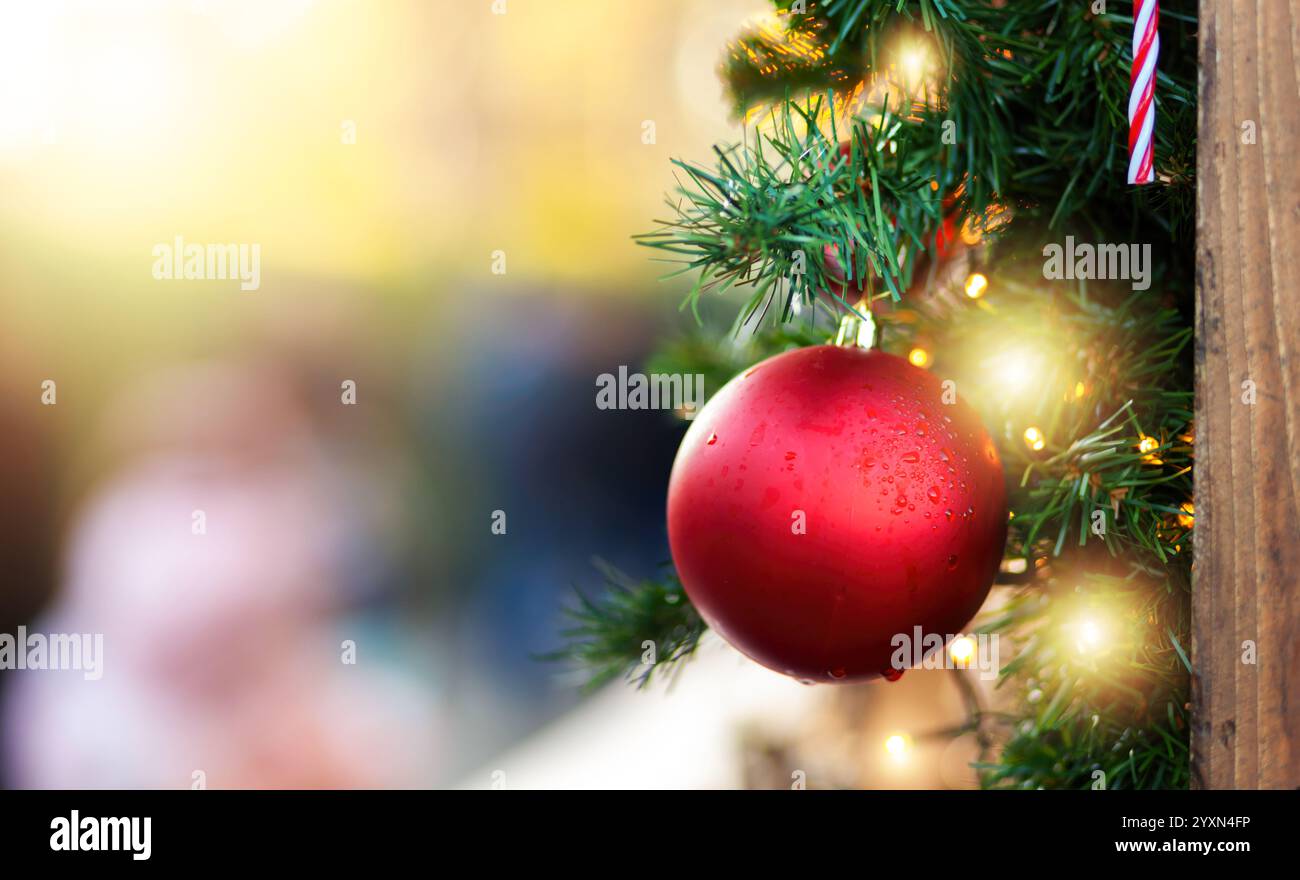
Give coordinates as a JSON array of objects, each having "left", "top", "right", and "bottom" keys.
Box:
[{"left": 865, "top": 221, "right": 1191, "bottom": 774}]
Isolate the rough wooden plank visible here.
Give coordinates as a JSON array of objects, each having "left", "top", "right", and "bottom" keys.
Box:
[{"left": 1194, "top": 0, "right": 1300, "bottom": 790}]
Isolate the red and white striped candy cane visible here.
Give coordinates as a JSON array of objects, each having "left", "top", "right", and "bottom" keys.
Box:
[{"left": 1128, "top": 0, "right": 1159, "bottom": 185}]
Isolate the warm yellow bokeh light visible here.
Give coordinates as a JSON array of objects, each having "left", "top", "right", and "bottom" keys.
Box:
[
  {"left": 948, "top": 636, "right": 976, "bottom": 666},
  {"left": 964, "top": 272, "right": 988, "bottom": 299},
  {"left": 884, "top": 734, "right": 911, "bottom": 763},
  {"left": 899, "top": 45, "right": 929, "bottom": 87},
  {"left": 1137, "top": 434, "right": 1163, "bottom": 465},
  {"left": 989, "top": 347, "right": 1042, "bottom": 396},
  {"left": 1023, "top": 426, "right": 1046, "bottom": 451},
  {"left": 908, "top": 347, "right": 930, "bottom": 368},
  {"left": 1072, "top": 615, "right": 1107, "bottom": 655},
  {"left": 1177, "top": 501, "right": 1194, "bottom": 529}
]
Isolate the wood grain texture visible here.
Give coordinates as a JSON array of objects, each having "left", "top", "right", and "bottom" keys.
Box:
[{"left": 1194, "top": 0, "right": 1300, "bottom": 789}]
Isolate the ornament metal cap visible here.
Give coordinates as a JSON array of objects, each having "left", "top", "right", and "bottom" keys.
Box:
[{"left": 834, "top": 310, "right": 876, "bottom": 350}]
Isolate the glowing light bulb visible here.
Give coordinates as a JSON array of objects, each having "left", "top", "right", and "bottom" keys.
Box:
[
  {"left": 964, "top": 272, "right": 988, "bottom": 299},
  {"left": 1177, "top": 501, "right": 1194, "bottom": 529},
  {"left": 1137, "top": 434, "right": 1163, "bottom": 465},
  {"left": 884, "top": 734, "right": 911, "bottom": 763},
  {"left": 948, "top": 636, "right": 976, "bottom": 666},
  {"left": 908, "top": 347, "right": 930, "bottom": 368},
  {"left": 1073, "top": 615, "right": 1107, "bottom": 655},
  {"left": 1023, "top": 426, "right": 1045, "bottom": 451},
  {"left": 900, "top": 46, "right": 928, "bottom": 86},
  {"left": 989, "top": 347, "right": 1042, "bottom": 396}
]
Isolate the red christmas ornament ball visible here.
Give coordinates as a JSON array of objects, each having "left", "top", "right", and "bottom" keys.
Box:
[{"left": 667, "top": 344, "right": 1007, "bottom": 683}]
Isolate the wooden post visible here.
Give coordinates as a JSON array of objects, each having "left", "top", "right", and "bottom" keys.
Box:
[{"left": 1194, "top": 0, "right": 1300, "bottom": 789}]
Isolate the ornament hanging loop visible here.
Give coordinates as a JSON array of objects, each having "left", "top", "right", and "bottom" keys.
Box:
[{"left": 834, "top": 310, "right": 876, "bottom": 351}]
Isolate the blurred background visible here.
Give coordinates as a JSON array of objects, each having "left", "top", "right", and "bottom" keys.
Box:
[{"left": 0, "top": 0, "right": 981, "bottom": 788}]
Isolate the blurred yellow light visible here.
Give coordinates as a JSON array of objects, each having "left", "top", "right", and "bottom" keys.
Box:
[
  {"left": 948, "top": 636, "right": 976, "bottom": 666},
  {"left": 964, "top": 272, "right": 988, "bottom": 299},
  {"left": 989, "top": 347, "right": 1042, "bottom": 395},
  {"left": 1177, "top": 501, "right": 1194, "bottom": 529},
  {"left": 1000, "top": 557, "right": 1028, "bottom": 574},
  {"left": 1074, "top": 381, "right": 1086, "bottom": 399},
  {"left": 884, "top": 734, "right": 911, "bottom": 763},
  {"left": 900, "top": 46, "right": 929, "bottom": 86},
  {"left": 1073, "top": 616, "right": 1107, "bottom": 654},
  {"left": 908, "top": 347, "right": 930, "bottom": 368},
  {"left": 1137, "top": 434, "right": 1163, "bottom": 465},
  {"left": 1023, "top": 426, "right": 1045, "bottom": 451}
]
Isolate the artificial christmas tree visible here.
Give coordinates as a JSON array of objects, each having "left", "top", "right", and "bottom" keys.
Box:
[{"left": 557, "top": 0, "right": 1197, "bottom": 790}]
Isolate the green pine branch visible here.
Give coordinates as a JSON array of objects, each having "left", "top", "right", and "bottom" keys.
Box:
[
  {"left": 543, "top": 561, "right": 706, "bottom": 690},
  {"left": 636, "top": 94, "right": 957, "bottom": 326}
]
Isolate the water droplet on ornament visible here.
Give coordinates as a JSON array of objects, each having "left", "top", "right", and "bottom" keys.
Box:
[
  {"left": 944, "top": 509, "right": 954, "bottom": 520},
  {"left": 785, "top": 451, "right": 796, "bottom": 461},
  {"left": 827, "top": 667, "right": 846, "bottom": 680},
  {"left": 707, "top": 433, "right": 718, "bottom": 445},
  {"left": 927, "top": 486, "right": 941, "bottom": 503},
  {"left": 947, "top": 554, "right": 959, "bottom": 570},
  {"left": 895, "top": 494, "right": 908, "bottom": 507},
  {"left": 797, "top": 678, "right": 816, "bottom": 686},
  {"left": 901, "top": 451, "right": 920, "bottom": 464},
  {"left": 882, "top": 668, "right": 904, "bottom": 682}
]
